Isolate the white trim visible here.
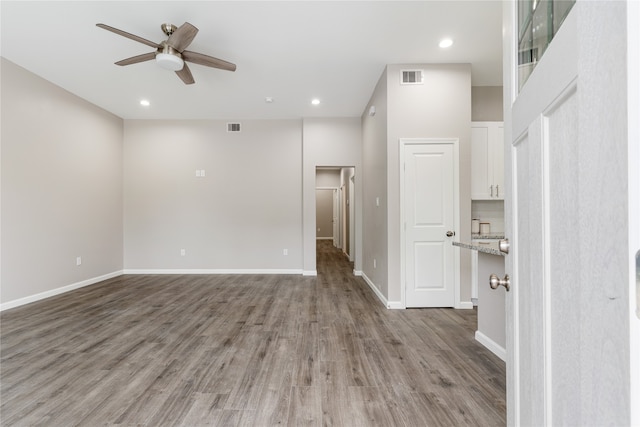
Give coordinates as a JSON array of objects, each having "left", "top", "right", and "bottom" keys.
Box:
[
  {"left": 399, "top": 138, "right": 460, "bottom": 309},
  {"left": 511, "top": 129, "right": 525, "bottom": 426},
  {"left": 542, "top": 115, "right": 553, "bottom": 426},
  {"left": 353, "top": 270, "right": 362, "bottom": 276},
  {"left": 361, "top": 272, "right": 405, "bottom": 309},
  {"left": 0, "top": 270, "right": 124, "bottom": 312},
  {"left": 303, "top": 270, "right": 318, "bottom": 276},
  {"left": 628, "top": 1, "right": 640, "bottom": 424},
  {"left": 386, "top": 301, "right": 404, "bottom": 310},
  {"left": 457, "top": 301, "right": 474, "bottom": 310},
  {"left": 540, "top": 79, "right": 578, "bottom": 426},
  {"left": 361, "top": 272, "right": 387, "bottom": 306},
  {"left": 124, "top": 269, "right": 303, "bottom": 275},
  {"left": 475, "top": 330, "right": 507, "bottom": 361}
]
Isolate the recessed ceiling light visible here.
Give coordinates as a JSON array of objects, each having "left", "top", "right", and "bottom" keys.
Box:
[
  {"left": 439, "top": 38, "right": 453, "bottom": 48},
  {"left": 311, "top": 99, "right": 320, "bottom": 106},
  {"left": 140, "top": 99, "right": 150, "bottom": 106},
  {"left": 265, "top": 97, "right": 274, "bottom": 103}
]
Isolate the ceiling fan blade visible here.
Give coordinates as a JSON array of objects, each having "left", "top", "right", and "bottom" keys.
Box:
[
  {"left": 175, "top": 63, "right": 195, "bottom": 85},
  {"left": 115, "top": 52, "right": 156, "bottom": 66},
  {"left": 182, "top": 50, "right": 236, "bottom": 72},
  {"left": 96, "top": 23, "right": 160, "bottom": 49},
  {"left": 167, "top": 22, "right": 198, "bottom": 52}
]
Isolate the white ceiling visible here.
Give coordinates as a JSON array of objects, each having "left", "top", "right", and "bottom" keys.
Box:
[{"left": 1, "top": 1, "right": 503, "bottom": 120}]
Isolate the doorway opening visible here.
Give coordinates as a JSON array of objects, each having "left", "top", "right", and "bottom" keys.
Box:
[{"left": 315, "top": 167, "right": 355, "bottom": 263}]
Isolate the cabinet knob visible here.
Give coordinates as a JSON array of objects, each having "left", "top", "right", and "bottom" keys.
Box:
[
  {"left": 446, "top": 231, "right": 455, "bottom": 237},
  {"left": 489, "top": 274, "right": 510, "bottom": 291}
]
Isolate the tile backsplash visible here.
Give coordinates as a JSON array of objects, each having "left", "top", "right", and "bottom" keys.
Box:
[{"left": 471, "top": 200, "right": 504, "bottom": 233}]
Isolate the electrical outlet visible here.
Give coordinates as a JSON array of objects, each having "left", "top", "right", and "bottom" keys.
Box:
[
  {"left": 180, "top": 249, "right": 186, "bottom": 256},
  {"left": 283, "top": 249, "right": 288, "bottom": 256},
  {"left": 76, "top": 256, "right": 82, "bottom": 266}
]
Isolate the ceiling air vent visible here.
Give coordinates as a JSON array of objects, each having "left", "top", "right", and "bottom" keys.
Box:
[
  {"left": 227, "top": 123, "right": 241, "bottom": 132},
  {"left": 401, "top": 70, "right": 424, "bottom": 85}
]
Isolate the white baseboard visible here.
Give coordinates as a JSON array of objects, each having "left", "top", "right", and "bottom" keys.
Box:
[
  {"left": 457, "top": 301, "right": 474, "bottom": 309},
  {"left": 123, "top": 268, "right": 303, "bottom": 275},
  {"left": 353, "top": 269, "right": 362, "bottom": 276},
  {"left": 316, "top": 237, "right": 333, "bottom": 240},
  {"left": 302, "top": 270, "right": 317, "bottom": 276},
  {"left": 361, "top": 272, "right": 404, "bottom": 309},
  {"left": 0, "top": 270, "right": 123, "bottom": 312},
  {"left": 475, "top": 330, "right": 506, "bottom": 361},
  {"left": 386, "top": 301, "right": 405, "bottom": 309}
]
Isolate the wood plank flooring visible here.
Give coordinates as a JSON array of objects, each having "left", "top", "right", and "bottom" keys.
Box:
[{"left": 1, "top": 241, "right": 505, "bottom": 426}]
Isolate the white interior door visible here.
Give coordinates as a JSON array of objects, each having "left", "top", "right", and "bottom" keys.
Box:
[
  {"left": 504, "top": 2, "right": 632, "bottom": 425},
  {"left": 505, "top": 6, "right": 580, "bottom": 424},
  {"left": 403, "top": 140, "right": 458, "bottom": 308}
]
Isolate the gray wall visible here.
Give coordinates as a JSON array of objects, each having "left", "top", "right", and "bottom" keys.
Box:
[
  {"left": 315, "top": 189, "right": 334, "bottom": 239},
  {"left": 362, "top": 69, "right": 389, "bottom": 297},
  {"left": 362, "top": 63, "right": 472, "bottom": 306},
  {"left": 302, "top": 118, "right": 362, "bottom": 275},
  {"left": 123, "top": 119, "right": 303, "bottom": 271},
  {"left": 315, "top": 169, "right": 340, "bottom": 239},
  {"left": 315, "top": 169, "right": 341, "bottom": 187},
  {"left": 472, "top": 86, "right": 504, "bottom": 121},
  {"left": 1, "top": 58, "right": 124, "bottom": 305}
]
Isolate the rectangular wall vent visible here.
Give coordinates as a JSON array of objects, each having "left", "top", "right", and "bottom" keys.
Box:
[
  {"left": 227, "top": 123, "right": 241, "bottom": 132},
  {"left": 401, "top": 70, "right": 424, "bottom": 85}
]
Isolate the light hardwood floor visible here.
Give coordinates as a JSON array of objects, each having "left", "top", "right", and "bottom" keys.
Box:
[{"left": 1, "top": 241, "right": 505, "bottom": 426}]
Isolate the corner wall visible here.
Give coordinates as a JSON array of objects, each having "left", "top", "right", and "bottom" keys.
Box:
[
  {"left": 362, "top": 64, "right": 472, "bottom": 307},
  {"left": 362, "top": 69, "right": 389, "bottom": 299},
  {"left": 1, "top": 58, "right": 124, "bottom": 308}
]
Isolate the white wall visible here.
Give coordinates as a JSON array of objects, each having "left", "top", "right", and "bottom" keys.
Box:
[
  {"left": 1, "top": 58, "right": 124, "bottom": 307},
  {"left": 123, "top": 119, "right": 303, "bottom": 272},
  {"left": 302, "top": 118, "right": 362, "bottom": 275}
]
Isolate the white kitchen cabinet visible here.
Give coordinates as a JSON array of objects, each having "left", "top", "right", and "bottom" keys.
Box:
[{"left": 471, "top": 122, "right": 504, "bottom": 200}]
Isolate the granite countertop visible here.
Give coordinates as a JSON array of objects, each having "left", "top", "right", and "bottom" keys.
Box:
[
  {"left": 471, "top": 233, "right": 505, "bottom": 240},
  {"left": 452, "top": 241, "right": 505, "bottom": 256}
]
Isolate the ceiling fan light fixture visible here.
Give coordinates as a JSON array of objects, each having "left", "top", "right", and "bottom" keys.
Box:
[{"left": 156, "top": 53, "right": 184, "bottom": 71}]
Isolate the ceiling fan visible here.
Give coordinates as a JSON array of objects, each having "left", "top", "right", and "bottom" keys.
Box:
[{"left": 96, "top": 22, "right": 236, "bottom": 85}]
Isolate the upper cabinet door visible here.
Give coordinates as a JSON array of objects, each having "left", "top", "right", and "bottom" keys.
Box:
[{"left": 471, "top": 121, "right": 504, "bottom": 200}]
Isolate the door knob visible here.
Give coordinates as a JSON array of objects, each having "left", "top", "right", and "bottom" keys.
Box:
[
  {"left": 499, "top": 239, "right": 510, "bottom": 254},
  {"left": 489, "top": 274, "right": 510, "bottom": 291},
  {"left": 446, "top": 231, "right": 455, "bottom": 237}
]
